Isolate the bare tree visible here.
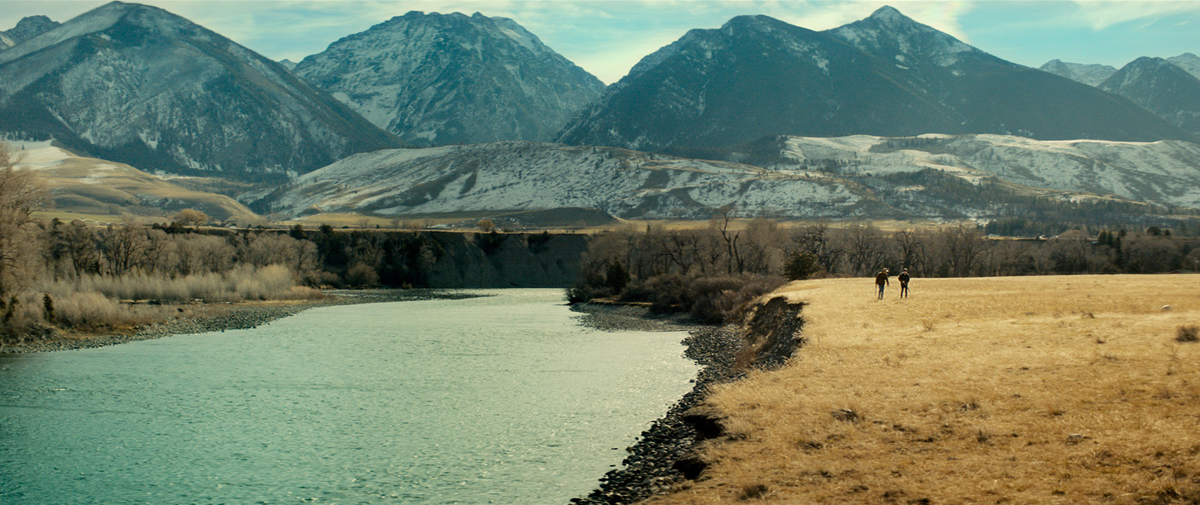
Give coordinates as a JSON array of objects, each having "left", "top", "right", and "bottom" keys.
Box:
[
  {"left": 893, "top": 229, "right": 923, "bottom": 272},
  {"left": 740, "top": 217, "right": 785, "bottom": 275},
  {"left": 937, "top": 224, "right": 986, "bottom": 277},
  {"left": 843, "top": 223, "right": 891, "bottom": 276},
  {"left": 793, "top": 222, "right": 842, "bottom": 275},
  {"left": 0, "top": 145, "right": 50, "bottom": 298},
  {"left": 710, "top": 205, "right": 741, "bottom": 273},
  {"left": 59, "top": 220, "right": 103, "bottom": 278},
  {"left": 174, "top": 234, "right": 234, "bottom": 275},
  {"left": 1122, "top": 234, "right": 1178, "bottom": 273},
  {"left": 100, "top": 221, "right": 151, "bottom": 276},
  {"left": 173, "top": 209, "right": 209, "bottom": 227}
]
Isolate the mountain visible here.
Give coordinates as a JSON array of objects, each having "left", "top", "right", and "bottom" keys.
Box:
[
  {"left": 292, "top": 11, "right": 606, "bottom": 147},
  {"left": 1166, "top": 53, "right": 1200, "bottom": 80},
  {"left": 767, "top": 134, "right": 1200, "bottom": 210},
  {"left": 557, "top": 6, "right": 1195, "bottom": 151},
  {"left": 250, "top": 134, "right": 1200, "bottom": 225},
  {"left": 1100, "top": 57, "right": 1200, "bottom": 135},
  {"left": 0, "top": 1, "right": 403, "bottom": 182},
  {"left": 0, "top": 15, "right": 60, "bottom": 51},
  {"left": 1038, "top": 59, "right": 1117, "bottom": 86},
  {"left": 250, "top": 142, "right": 859, "bottom": 220}
]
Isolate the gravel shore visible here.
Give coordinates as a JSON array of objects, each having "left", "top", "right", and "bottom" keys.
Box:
[
  {"left": 0, "top": 289, "right": 479, "bottom": 354},
  {"left": 569, "top": 303, "right": 747, "bottom": 505}
]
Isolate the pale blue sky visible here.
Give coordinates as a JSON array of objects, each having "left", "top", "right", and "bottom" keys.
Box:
[{"left": 2, "top": 1, "right": 1198, "bottom": 84}]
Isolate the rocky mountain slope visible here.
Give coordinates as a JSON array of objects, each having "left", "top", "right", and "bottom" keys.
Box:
[
  {"left": 293, "top": 11, "right": 605, "bottom": 147},
  {"left": 1167, "top": 53, "right": 1200, "bottom": 80},
  {"left": 1038, "top": 59, "right": 1117, "bottom": 86},
  {"left": 768, "top": 134, "right": 1200, "bottom": 210},
  {"left": 1099, "top": 57, "right": 1200, "bottom": 135},
  {"left": 250, "top": 135, "right": 1200, "bottom": 224},
  {"left": 0, "top": 1, "right": 402, "bottom": 182},
  {"left": 557, "top": 7, "right": 1195, "bottom": 151},
  {"left": 0, "top": 15, "right": 60, "bottom": 51}
]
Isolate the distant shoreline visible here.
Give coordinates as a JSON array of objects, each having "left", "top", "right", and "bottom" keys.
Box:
[{"left": 0, "top": 289, "right": 481, "bottom": 354}]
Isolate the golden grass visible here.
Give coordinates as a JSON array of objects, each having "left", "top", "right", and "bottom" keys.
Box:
[
  {"left": 649, "top": 274, "right": 1200, "bottom": 505},
  {"left": 30, "top": 156, "right": 259, "bottom": 222}
]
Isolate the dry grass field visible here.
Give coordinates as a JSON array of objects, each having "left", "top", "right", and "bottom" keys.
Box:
[{"left": 650, "top": 274, "right": 1200, "bottom": 505}]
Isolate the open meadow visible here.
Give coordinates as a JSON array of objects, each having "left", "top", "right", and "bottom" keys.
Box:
[{"left": 651, "top": 274, "right": 1200, "bottom": 505}]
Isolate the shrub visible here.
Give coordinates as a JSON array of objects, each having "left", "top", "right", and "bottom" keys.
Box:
[
  {"left": 687, "top": 275, "right": 786, "bottom": 324},
  {"left": 784, "top": 250, "right": 821, "bottom": 280},
  {"left": 567, "top": 281, "right": 613, "bottom": 304},
  {"left": 1178, "top": 325, "right": 1199, "bottom": 343},
  {"left": 46, "top": 264, "right": 310, "bottom": 303},
  {"left": 344, "top": 262, "right": 380, "bottom": 287},
  {"left": 605, "top": 261, "right": 630, "bottom": 291},
  {"left": 619, "top": 273, "right": 689, "bottom": 312},
  {"left": 617, "top": 273, "right": 786, "bottom": 324}
]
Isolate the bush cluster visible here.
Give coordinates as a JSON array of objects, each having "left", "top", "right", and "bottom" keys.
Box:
[{"left": 580, "top": 272, "right": 785, "bottom": 324}]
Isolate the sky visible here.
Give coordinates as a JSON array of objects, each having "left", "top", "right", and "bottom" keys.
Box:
[{"left": 1, "top": 1, "right": 1198, "bottom": 84}]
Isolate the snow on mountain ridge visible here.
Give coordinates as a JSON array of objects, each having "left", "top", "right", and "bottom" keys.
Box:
[
  {"left": 775, "top": 134, "right": 1200, "bottom": 209},
  {"left": 829, "top": 5, "right": 976, "bottom": 67},
  {"left": 1039, "top": 59, "right": 1118, "bottom": 86},
  {"left": 260, "top": 142, "right": 857, "bottom": 219},
  {"left": 1167, "top": 53, "right": 1200, "bottom": 80},
  {"left": 0, "top": 1, "right": 402, "bottom": 180},
  {"left": 258, "top": 135, "right": 1200, "bottom": 224},
  {"left": 293, "top": 11, "right": 604, "bottom": 146}
]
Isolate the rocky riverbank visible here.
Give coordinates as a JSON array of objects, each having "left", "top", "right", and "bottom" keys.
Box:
[
  {"left": 567, "top": 304, "right": 748, "bottom": 505},
  {"left": 0, "top": 289, "right": 480, "bottom": 354}
]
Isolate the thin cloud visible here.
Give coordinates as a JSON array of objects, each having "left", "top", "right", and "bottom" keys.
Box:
[{"left": 1069, "top": 0, "right": 1200, "bottom": 30}]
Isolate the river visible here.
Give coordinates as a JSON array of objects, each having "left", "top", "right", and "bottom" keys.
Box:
[{"left": 0, "top": 289, "right": 698, "bottom": 504}]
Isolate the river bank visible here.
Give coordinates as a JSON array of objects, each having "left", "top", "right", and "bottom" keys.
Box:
[
  {"left": 0, "top": 289, "right": 480, "bottom": 354},
  {"left": 568, "top": 299, "right": 806, "bottom": 505}
]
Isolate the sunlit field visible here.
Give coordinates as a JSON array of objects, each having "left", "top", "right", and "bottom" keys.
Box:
[{"left": 651, "top": 274, "right": 1200, "bottom": 505}]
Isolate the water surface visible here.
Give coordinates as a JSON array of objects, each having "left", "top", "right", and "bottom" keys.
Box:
[{"left": 0, "top": 289, "right": 697, "bottom": 504}]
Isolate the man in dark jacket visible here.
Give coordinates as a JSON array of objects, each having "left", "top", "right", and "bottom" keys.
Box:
[
  {"left": 875, "top": 268, "right": 889, "bottom": 299},
  {"left": 898, "top": 268, "right": 911, "bottom": 298}
]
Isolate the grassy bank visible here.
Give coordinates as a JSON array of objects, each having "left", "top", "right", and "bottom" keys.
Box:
[{"left": 650, "top": 274, "right": 1200, "bottom": 504}]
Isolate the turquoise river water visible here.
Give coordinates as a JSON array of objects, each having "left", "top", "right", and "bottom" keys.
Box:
[{"left": 0, "top": 289, "right": 698, "bottom": 504}]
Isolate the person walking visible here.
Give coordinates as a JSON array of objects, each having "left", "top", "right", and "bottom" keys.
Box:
[
  {"left": 874, "top": 268, "right": 889, "bottom": 300},
  {"left": 898, "top": 268, "right": 910, "bottom": 299}
]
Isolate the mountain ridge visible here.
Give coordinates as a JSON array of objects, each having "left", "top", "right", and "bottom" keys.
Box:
[
  {"left": 0, "top": 1, "right": 403, "bottom": 181},
  {"left": 557, "top": 6, "right": 1196, "bottom": 150},
  {"left": 1100, "top": 57, "right": 1200, "bottom": 135},
  {"left": 292, "top": 10, "right": 606, "bottom": 146},
  {"left": 253, "top": 134, "right": 1200, "bottom": 225},
  {"left": 0, "top": 15, "right": 60, "bottom": 51}
]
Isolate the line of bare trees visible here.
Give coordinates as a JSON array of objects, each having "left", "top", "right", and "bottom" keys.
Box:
[{"left": 572, "top": 212, "right": 1200, "bottom": 313}]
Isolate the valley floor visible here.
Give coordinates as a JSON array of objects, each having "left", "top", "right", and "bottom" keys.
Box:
[{"left": 649, "top": 274, "right": 1200, "bottom": 504}]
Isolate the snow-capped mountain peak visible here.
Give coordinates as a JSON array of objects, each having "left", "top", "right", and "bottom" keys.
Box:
[
  {"left": 292, "top": 10, "right": 605, "bottom": 147},
  {"left": 830, "top": 5, "right": 976, "bottom": 66},
  {"left": 0, "top": 1, "right": 401, "bottom": 180},
  {"left": 1166, "top": 52, "right": 1200, "bottom": 80},
  {"left": 1039, "top": 59, "right": 1118, "bottom": 86}
]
